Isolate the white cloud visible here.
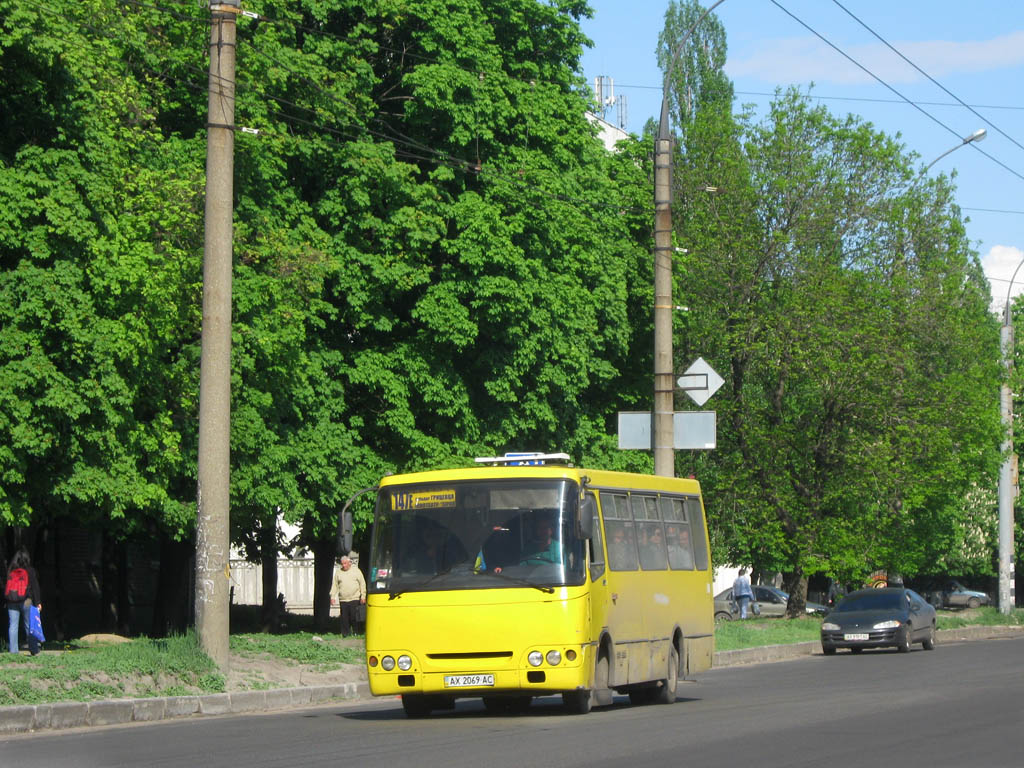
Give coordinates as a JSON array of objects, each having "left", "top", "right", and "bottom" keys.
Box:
[
  {"left": 726, "top": 31, "right": 1024, "bottom": 85},
  {"left": 982, "top": 244, "right": 1024, "bottom": 317}
]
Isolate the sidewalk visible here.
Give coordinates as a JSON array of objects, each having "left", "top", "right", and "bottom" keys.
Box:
[{"left": 1, "top": 625, "right": 1020, "bottom": 735}]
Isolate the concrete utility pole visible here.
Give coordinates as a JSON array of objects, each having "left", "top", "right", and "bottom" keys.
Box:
[
  {"left": 652, "top": 99, "right": 675, "bottom": 478},
  {"left": 196, "top": 0, "right": 240, "bottom": 670},
  {"left": 652, "top": 0, "right": 728, "bottom": 477}
]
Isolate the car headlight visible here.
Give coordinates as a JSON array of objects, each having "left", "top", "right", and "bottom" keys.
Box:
[
  {"left": 397, "top": 655, "right": 412, "bottom": 671},
  {"left": 873, "top": 620, "right": 901, "bottom": 629},
  {"left": 822, "top": 622, "right": 840, "bottom": 631},
  {"left": 528, "top": 651, "right": 544, "bottom": 667},
  {"left": 381, "top": 655, "right": 396, "bottom": 671},
  {"left": 545, "top": 650, "right": 562, "bottom": 666}
]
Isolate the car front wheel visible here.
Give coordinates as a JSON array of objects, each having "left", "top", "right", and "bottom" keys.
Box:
[
  {"left": 922, "top": 623, "right": 936, "bottom": 650},
  {"left": 967, "top": 597, "right": 981, "bottom": 609},
  {"left": 822, "top": 645, "right": 836, "bottom": 656},
  {"left": 898, "top": 625, "right": 912, "bottom": 653}
]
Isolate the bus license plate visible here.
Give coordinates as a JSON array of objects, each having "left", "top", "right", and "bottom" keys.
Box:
[
  {"left": 444, "top": 674, "right": 495, "bottom": 688},
  {"left": 844, "top": 633, "right": 869, "bottom": 641}
]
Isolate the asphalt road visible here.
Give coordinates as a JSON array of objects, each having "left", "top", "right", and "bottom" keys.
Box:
[{"left": 4, "top": 635, "right": 1023, "bottom": 768}]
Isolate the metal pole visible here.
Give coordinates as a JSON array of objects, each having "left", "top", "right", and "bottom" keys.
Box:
[
  {"left": 196, "top": 0, "right": 239, "bottom": 669},
  {"left": 998, "top": 260, "right": 1023, "bottom": 614},
  {"left": 999, "top": 320, "right": 1014, "bottom": 613}
]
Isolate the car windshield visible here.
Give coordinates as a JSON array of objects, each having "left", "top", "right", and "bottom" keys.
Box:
[
  {"left": 836, "top": 592, "right": 902, "bottom": 612},
  {"left": 368, "top": 478, "right": 586, "bottom": 594}
]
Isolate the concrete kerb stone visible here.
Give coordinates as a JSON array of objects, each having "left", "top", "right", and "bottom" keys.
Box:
[
  {"left": 0, "top": 706, "right": 36, "bottom": 734},
  {"left": 132, "top": 697, "right": 167, "bottom": 722},
  {"left": 229, "top": 690, "right": 267, "bottom": 713},
  {"left": 48, "top": 700, "right": 89, "bottom": 730},
  {"left": 87, "top": 699, "right": 134, "bottom": 727},
  {"left": 198, "top": 692, "right": 232, "bottom": 716}
]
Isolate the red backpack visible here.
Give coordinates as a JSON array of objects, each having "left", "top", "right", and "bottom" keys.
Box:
[{"left": 5, "top": 568, "right": 28, "bottom": 603}]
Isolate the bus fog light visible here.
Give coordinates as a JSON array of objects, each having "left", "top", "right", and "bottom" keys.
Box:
[
  {"left": 545, "top": 650, "right": 562, "bottom": 666},
  {"left": 381, "top": 655, "right": 396, "bottom": 671},
  {"left": 397, "top": 655, "right": 412, "bottom": 671},
  {"left": 565, "top": 649, "right": 577, "bottom": 662},
  {"left": 368, "top": 656, "right": 379, "bottom": 667},
  {"left": 528, "top": 651, "right": 544, "bottom": 667}
]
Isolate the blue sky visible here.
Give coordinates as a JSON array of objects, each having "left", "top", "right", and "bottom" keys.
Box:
[{"left": 579, "top": 1, "right": 1024, "bottom": 312}]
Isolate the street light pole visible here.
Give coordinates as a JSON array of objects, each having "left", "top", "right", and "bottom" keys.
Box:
[
  {"left": 924, "top": 128, "right": 986, "bottom": 172},
  {"left": 999, "top": 264, "right": 1022, "bottom": 614},
  {"left": 923, "top": 127, "right": 1011, "bottom": 610}
]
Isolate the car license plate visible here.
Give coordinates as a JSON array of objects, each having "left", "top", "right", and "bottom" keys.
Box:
[
  {"left": 844, "top": 633, "right": 869, "bottom": 641},
  {"left": 444, "top": 674, "right": 495, "bottom": 688}
]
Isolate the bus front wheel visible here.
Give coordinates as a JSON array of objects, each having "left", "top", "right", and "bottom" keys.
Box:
[
  {"left": 401, "top": 694, "right": 433, "bottom": 718},
  {"left": 563, "top": 688, "right": 592, "bottom": 715}
]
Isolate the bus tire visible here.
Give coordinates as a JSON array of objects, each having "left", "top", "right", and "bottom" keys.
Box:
[
  {"left": 401, "top": 694, "right": 433, "bottom": 718},
  {"left": 563, "top": 688, "right": 592, "bottom": 715},
  {"left": 654, "top": 644, "right": 679, "bottom": 705},
  {"left": 593, "top": 652, "right": 613, "bottom": 707}
]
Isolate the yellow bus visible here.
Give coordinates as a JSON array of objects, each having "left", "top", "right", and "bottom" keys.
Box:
[{"left": 360, "top": 453, "right": 713, "bottom": 716}]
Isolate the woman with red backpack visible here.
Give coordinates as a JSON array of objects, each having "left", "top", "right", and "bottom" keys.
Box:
[{"left": 5, "top": 547, "right": 42, "bottom": 656}]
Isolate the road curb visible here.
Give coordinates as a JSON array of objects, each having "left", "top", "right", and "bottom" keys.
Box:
[
  {"left": 0, "top": 680, "right": 371, "bottom": 735},
  {"left": 2, "top": 627, "right": 1020, "bottom": 734}
]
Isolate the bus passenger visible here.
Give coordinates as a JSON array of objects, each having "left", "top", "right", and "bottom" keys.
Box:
[{"left": 666, "top": 525, "right": 694, "bottom": 570}]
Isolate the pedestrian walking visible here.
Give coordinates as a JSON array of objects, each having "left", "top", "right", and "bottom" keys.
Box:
[{"left": 733, "top": 567, "right": 755, "bottom": 619}]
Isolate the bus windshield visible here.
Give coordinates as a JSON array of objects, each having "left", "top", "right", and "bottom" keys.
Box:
[{"left": 368, "top": 479, "right": 585, "bottom": 594}]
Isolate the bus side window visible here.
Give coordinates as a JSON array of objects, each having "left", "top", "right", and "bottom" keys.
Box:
[
  {"left": 661, "top": 496, "right": 694, "bottom": 570},
  {"left": 588, "top": 495, "right": 605, "bottom": 581},
  {"left": 686, "top": 497, "right": 709, "bottom": 570},
  {"left": 636, "top": 495, "right": 667, "bottom": 570}
]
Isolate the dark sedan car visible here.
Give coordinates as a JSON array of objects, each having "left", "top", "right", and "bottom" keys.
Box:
[{"left": 820, "top": 587, "right": 937, "bottom": 655}]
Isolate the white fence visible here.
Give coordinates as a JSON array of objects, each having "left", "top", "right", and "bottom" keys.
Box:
[{"left": 230, "top": 558, "right": 317, "bottom": 612}]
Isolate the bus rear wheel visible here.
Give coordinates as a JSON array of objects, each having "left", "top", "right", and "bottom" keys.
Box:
[{"left": 653, "top": 644, "right": 679, "bottom": 705}]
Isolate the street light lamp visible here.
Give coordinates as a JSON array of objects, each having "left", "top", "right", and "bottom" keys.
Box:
[{"left": 924, "top": 128, "right": 986, "bottom": 172}]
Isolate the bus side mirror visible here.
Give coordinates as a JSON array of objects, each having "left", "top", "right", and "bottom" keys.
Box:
[
  {"left": 337, "top": 485, "right": 377, "bottom": 555},
  {"left": 340, "top": 510, "right": 353, "bottom": 555},
  {"left": 579, "top": 495, "right": 596, "bottom": 539}
]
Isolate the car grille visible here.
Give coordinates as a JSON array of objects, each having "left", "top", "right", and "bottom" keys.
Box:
[{"left": 821, "top": 628, "right": 899, "bottom": 643}]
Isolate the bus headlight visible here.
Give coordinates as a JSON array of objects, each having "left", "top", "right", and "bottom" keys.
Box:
[
  {"left": 397, "top": 655, "right": 412, "bottom": 671},
  {"left": 381, "top": 655, "right": 396, "bottom": 671},
  {"left": 528, "top": 651, "right": 544, "bottom": 667},
  {"left": 545, "top": 650, "right": 562, "bottom": 666}
]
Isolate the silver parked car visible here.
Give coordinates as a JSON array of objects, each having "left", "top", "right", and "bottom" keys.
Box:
[{"left": 714, "top": 584, "right": 826, "bottom": 621}]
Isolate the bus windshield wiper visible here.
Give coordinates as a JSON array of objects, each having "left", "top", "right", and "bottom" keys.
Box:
[{"left": 477, "top": 570, "right": 555, "bottom": 593}]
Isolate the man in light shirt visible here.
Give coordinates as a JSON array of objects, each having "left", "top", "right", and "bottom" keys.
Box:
[{"left": 330, "top": 555, "right": 367, "bottom": 636}]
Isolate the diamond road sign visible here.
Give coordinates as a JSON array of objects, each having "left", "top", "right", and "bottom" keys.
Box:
[{"left": 678, "top": 357, "right": 723, "bottom": 406}]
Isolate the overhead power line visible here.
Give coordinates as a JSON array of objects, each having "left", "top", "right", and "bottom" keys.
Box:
[
  {"left": 829, "top": 0, "right": 1024, "bottom": 156},
  {"left": 769, "top": 0, "right": 1024, "bottom": 185}
]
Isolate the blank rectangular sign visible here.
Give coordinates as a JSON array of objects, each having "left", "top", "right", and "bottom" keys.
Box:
[{"left": 618, "top": 411, "right": 716, "bottom": 450}]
